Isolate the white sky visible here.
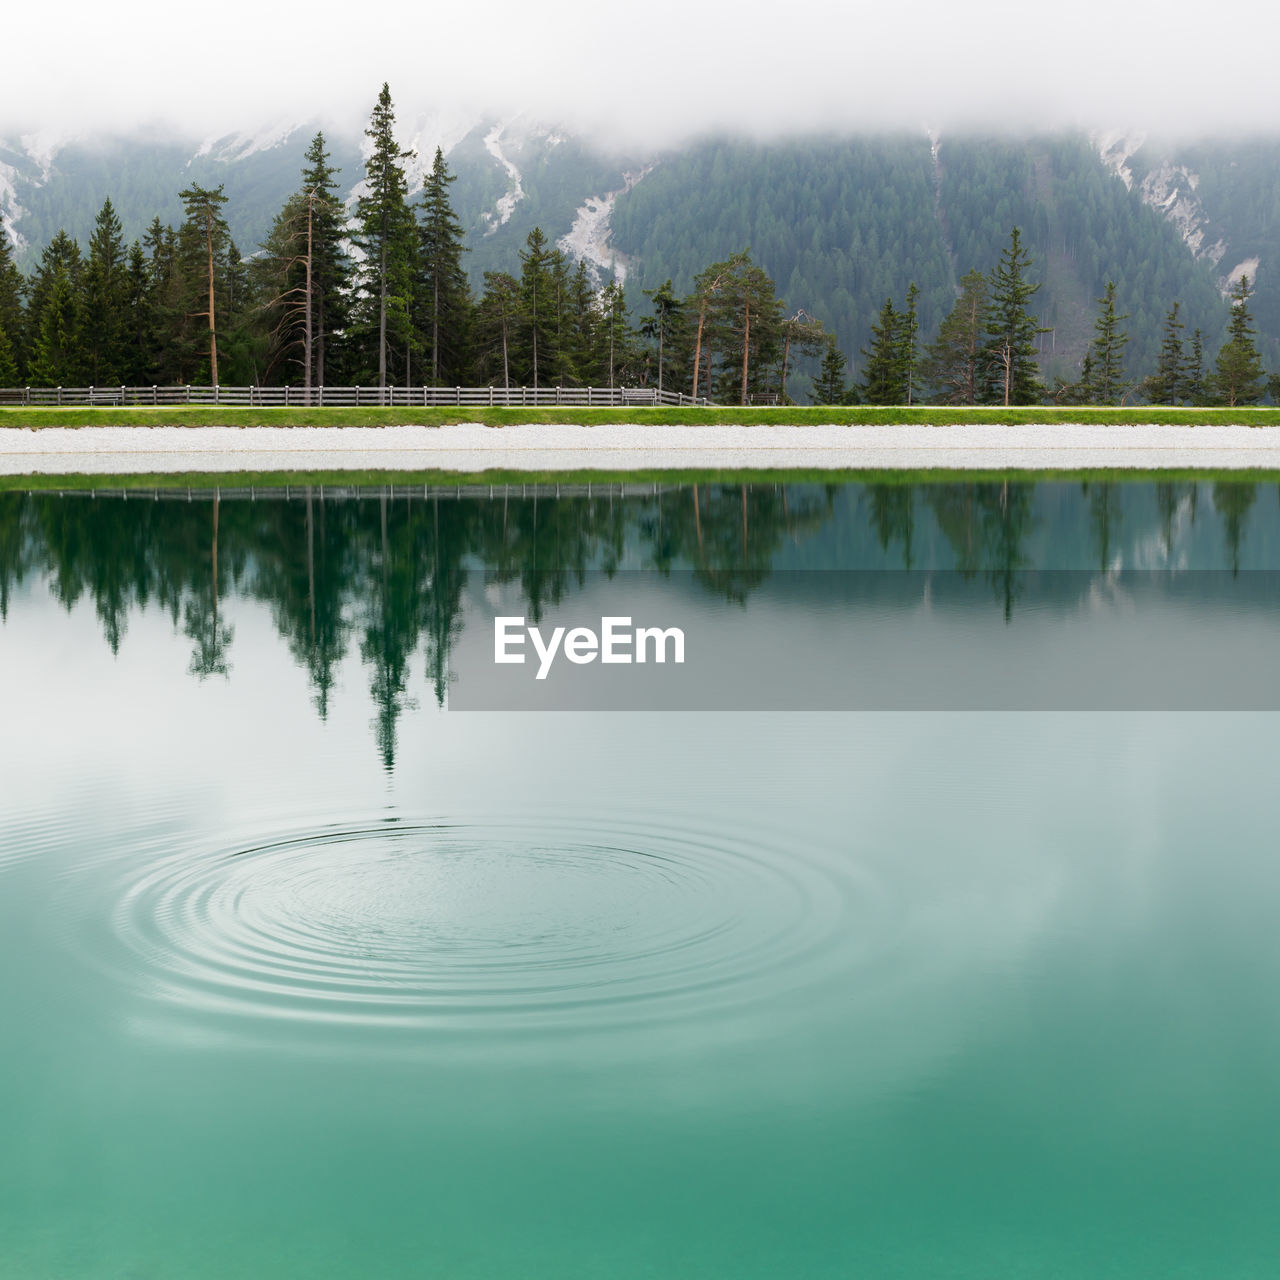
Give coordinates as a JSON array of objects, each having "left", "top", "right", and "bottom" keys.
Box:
[{"left": 5, "top": 0, "right": 1280, "bottom": 144}]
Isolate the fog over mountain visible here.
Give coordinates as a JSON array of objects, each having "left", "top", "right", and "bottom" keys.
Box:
[{"left": 9, "top": 0, "right": 1280, "bottom": 145}]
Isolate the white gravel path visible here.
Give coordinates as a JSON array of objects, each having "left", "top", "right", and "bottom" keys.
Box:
[{"left": 4, "top": 422, "right": 1280, "bottom": 475}]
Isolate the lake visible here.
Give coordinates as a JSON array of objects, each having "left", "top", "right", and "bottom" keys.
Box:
[{"left": 2, "top": 476, "right": 1279, "bottom": 1278}]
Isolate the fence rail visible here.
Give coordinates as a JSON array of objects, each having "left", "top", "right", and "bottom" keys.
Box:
[
  {"left": 28, "top": 481, "right": 683, "bottom": 503},
  {"left": 0, "top": 385, "right": 712, "bottom": 409}
]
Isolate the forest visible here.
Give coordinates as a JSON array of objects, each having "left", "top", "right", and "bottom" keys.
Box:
[{"left": 0, "top": 87, "right": 1275, "bottom": 407}]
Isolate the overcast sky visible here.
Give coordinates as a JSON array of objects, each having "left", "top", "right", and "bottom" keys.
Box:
[{"left": 6, "top": 0, "right": 1280, "bottom": 144}]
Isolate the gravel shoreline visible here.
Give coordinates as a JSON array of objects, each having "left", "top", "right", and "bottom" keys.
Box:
[{"left": 4, "top": 421, "right": 1280, "bottom": 474}]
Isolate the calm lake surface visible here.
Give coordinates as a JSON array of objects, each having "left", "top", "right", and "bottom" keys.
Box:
[{"left": 3, "top": 476, "right": 1280, "bottom": 1278}]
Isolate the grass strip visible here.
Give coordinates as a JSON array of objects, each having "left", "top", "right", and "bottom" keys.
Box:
[
  {"left": 6, "top": 467, "right": 1280, "bottom": 494},
  {"left": 6, "top": 405, "right": 1280, "bottom": 429}
]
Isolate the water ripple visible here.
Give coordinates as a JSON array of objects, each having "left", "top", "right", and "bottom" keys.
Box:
[{"left": 92, "top": 815, "right": 864, "bottom": 1049}]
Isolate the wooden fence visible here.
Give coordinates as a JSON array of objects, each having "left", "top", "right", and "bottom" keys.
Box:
[{"left": 0, "top": 385, "right": 712, "bottom": 409}]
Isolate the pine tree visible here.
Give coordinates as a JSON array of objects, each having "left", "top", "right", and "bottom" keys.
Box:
[
  {"left": 812, "top": 337, "right": 850, "bottom": 404},
  {"left": 0, "top": 322, "right": 18, "bottom": 386},
  {"left": 121, "top": 241, "right": 153, "bottom": 383},
  {"left": 595, "top": 281, "right": 632, "bottom": 388},
  {"left": 1145, "top": 301, "right": 1187, "bottom": 404},
  {"left": 27, "top": 232, "right": 85, "bottom": 385},
  {"left": 83, "top": 198, "right": 129, "bottom": 385},
  {"left": 984, "top": 226, "right": 1044, "bottom": 405},
  {"left": 860, "top": 297, "right": 904, "bottom": 404},
  {"left": 0, "top": 213, "right": 23, "bottom": 381},
  {"left": 28, "top": 267, "right": 83, "bottom": 386},
  {"left": 352, "top": 84, "right": 416, "bottom": 392},
  {"left": 921, "top": 269, "right": 990, "bottom": 404},
  {"left": 640, "top": 279, "right": 681, "bottom": 393},
  {"left": 516, "top": 227, "right": 560, "bottom": 388},
  {"left": 475, "top": 271, "right": 520, "bottom": 387},
  {"left": 177, "top": 184, "right": 232, "bottom": 385},
  {"left": 897, "top": 282, "right": 920, "bottom": 405},
  {"left": 1211, "top": 275, "right": 1265, "bottom": 407},
  {"left": 1185, "top": 329, "right": 1206, "bottom": 405},
  {"left": 300, "top": 132, "right": 351, "bottom": 388},
  {"left": 687, "top": 251, "right": 749, "bottom": 402},
  {"left": 1085, "top": 281, "right": 1129, "bottom": 404},
  {"left": 417, "top": 147, "right": 471, "bottom": 386}
]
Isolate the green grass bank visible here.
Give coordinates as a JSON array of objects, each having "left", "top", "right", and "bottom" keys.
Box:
[
  {"left": 6, "top": 405, "right": 1280, "bottom": 429},
  {"left": 7, "top": 467, "right": 1280, "bottom": 494}
]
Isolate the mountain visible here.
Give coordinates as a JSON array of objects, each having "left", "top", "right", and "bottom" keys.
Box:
[{"left": 3, "top": 117, "right": 1279, "bottom": 393}]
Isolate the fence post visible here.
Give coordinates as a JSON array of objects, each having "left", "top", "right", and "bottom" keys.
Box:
[
  {"left": 57, "top": 387, "right": 62, "bottom": 406},
  {"left": 355, "top": 386, "right": 361, "bottom": 407},
  {"left": 319, "top": 385, "right": 324, "bottom": 407},
  {"left": 489, "top": 385, "right": 494, "bottom": 406},
  {"left": 587, "top": 387, "right": 593, "bottom": 407},
  {"left": 457, "top": 386, "right": 462, "bottom": 406}
]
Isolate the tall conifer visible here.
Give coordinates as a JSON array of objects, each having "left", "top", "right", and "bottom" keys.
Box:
[
  {"left": 352, "top": 84, "right": 416, "bottom": 392},
  {"left": 417, "top": 147, "right": 471, "bottom": 386}
]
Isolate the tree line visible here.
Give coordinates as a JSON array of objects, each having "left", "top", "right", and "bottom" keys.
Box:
[
  {"left": 0, "top": 86, "right": 1274, "bottom": 405},
  {"left": 843, "top": 228, "right": 1275, "bottom": 407},
  {"left": 0, "top": 85, "right": 827, "bottom": 403}
]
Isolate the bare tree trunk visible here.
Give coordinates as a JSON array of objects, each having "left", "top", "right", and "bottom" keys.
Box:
[
  {"left": 304, "top": 191, "right": 314, "bottom": 402},
  {"left": 740, "top": 302, "right": 750, "bottom": 406},
  {"left": 206, "top": 212, "right": 219, "bottom": 387},
  {"left": 691, "top": 296, "right": 707, "bottom": 400},
  {"left": 432, "top": 276, "right": 440, "bottom": 385},
  {"left": 378, "top": 213, "right": 388, "bottom": 400}
]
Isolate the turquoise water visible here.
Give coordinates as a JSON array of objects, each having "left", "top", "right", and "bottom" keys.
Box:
[{"left": 2, "top": 479, "right": 1280, "bottom": 1277}]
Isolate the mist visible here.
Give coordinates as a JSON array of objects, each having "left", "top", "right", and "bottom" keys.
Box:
[{"left": 6, "top": 0, "right": 1280, "bottom": 146}]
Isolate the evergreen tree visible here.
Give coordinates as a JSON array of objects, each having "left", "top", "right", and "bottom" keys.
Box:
[
  {"left": 27, "top": 232, "right": 85, "bottom": 385},
  {"left": 416, "top": 147, "right": 471, "bottom": 385},
  {"left": 1185, "top": 329, "right": 1206, "bottom": 405},
  {"left": 687, "top": 251, "right": 750, "bottom": 402},
  {"left": 475, "top": 271, "right": 520, "bottom": 387},
  {"left": 922, "top": 269, "right": 990, "bottom": 404},
  {"left": 121, "top": 241, "right": 153, "bottom": 384},
  {"left": 1144, "top": 301, "right": 1187, "bottom": 404},
  {"left": 0, "top": 213, "right": 23, "bottom": 381},
  {"left": 1211, "top": 275, "right": 1265, "bottom": 407},
  {"left": 898, "top": 282, "right": 920, "bottom": 405},
  {"left": 83, "top": 198, "right": 128, "bottom": 385},
  {"left": 860, "top": 297, "right": 904, "bottom": 404},
  {"left": 177, "top": 184, "right": 232, "bottom": 384},
  {"left": 352, "top": 84, "right": 416, "bottom": 392},
  {"left": 595, "top": 281, "right": 633, "bottom": 388},
  {"left": 984, "top": 226, "right": 1044, "bottom": 405},
  {"left": 1084, "top": 281, "right": 1129, "bottom": 404},
  {"left": 812, "top": 337, "right": 851, "bottom": 404},
  {"left": 28, "top": 267, "right": 83, "bottom": 385},
  {"left": 640, "top": 279, "right": 681, "bottom": 393},
  {"left": 300, "top": 132, "right": 352, "bottom": 387},
  {"left": 516, "top": 227, "right": 560, "bottom": 387},
  {"left": 0, "top": 322, "right": 18, "bottom": 386},
  {"left": 777, "top": 310, "right": 828, "bottom": 403}
]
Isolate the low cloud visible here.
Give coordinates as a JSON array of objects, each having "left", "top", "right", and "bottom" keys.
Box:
[{"left": 7, "top": 0, "right": 1279, "bottom": 145}]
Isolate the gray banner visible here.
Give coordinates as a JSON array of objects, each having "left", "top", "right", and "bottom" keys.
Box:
[{"left": 447, "top": 570, "right": 1280, "bottom": 710}]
